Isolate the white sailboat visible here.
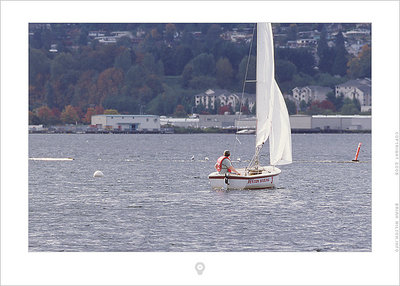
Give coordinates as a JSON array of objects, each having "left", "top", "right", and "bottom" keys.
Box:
[{"left": 208, "top": 23, "right": 292, "bottom": 190}]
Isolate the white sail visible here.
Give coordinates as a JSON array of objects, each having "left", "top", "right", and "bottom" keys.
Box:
[{"left": 256, "top": 23, "right": 292, "bottom": 166}]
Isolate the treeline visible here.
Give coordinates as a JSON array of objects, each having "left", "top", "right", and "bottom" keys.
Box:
[{"left": 29, "top": 23, "right": 371, "bottom": 125}]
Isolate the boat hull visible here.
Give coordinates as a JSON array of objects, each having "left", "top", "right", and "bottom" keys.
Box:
[{"left": 208, "top": 166, "right": 281, "bottom": 190}]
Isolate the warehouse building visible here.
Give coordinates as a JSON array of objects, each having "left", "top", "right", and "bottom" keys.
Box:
[
  {"left": 311, "top": 115, "right": 371, "bottom": 131},
  {"left": 237, "top": 115, "right": 371, "bottom": 132},
  {"left": 91, "top": 114, "right": 160, "bottom": 132}
]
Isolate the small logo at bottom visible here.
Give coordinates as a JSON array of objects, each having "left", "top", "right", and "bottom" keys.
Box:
[{"left": 195, "top": 262, "right": 205, "bottom": 275}]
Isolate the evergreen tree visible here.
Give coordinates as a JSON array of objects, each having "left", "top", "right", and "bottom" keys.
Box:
[
  {"left": 317, "top": 27, "right": 335, "bottom": 74},
  {"left": 331, "top": 31, "right": 348, "bottom": 76},
  {"left": 216, "top": 57, "right": 234, "bottom": 89}
]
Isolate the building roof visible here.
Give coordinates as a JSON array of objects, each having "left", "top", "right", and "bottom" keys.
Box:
[
  {"left": 336, "top": 78, "right": 371, "bottom": 95},
  {"left": 195, "top": 89, "right": 231, "bottom": 97}
]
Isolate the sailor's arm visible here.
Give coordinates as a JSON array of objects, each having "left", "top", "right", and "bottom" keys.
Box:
[{"left": 229, "top": 166, "right": 240, "bottom": 175}]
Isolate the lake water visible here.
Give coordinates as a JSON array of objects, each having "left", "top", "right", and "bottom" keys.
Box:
[{"left": 29, "top": 133, "right": 371, "bottom": 252}]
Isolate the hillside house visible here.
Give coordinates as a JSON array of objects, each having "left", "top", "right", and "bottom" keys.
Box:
[
  {"left": 292, "top": 86, "right": 332, "bottom": 103},
  {"left": 194, "top": 89, "right": 255, "bottom": 113},
  {"left": 335, "top": 78, "right": 371, "bottom": 112}
]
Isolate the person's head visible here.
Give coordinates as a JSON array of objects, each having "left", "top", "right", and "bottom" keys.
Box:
[{"left": 224, "top": 150, "right": 230, "bottom": 157}]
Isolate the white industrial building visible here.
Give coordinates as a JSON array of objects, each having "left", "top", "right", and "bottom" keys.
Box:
[
  {"left": 91, "top": 114, "right": 160, "bottom": 132},
  {"left": 160, "top": 116, "right": 199, "bottom": 128},
  {"left": 311, "top": 115, "right": 371, "bottom": 131},
  {"left": 235, "top": 114, "right": 371, "bottom": 131}
]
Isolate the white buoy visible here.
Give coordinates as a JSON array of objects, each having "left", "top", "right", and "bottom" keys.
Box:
[
  {"left": 205, "top": 157, "right": 209, "bottom": 161},
  {"left": 191, "top": 155, "right": 195, "bottom": 161},
  {"left": 93, "top": 170, "right": 104, "bottom": 177}
]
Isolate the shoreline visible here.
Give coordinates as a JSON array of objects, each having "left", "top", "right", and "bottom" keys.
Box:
[{"left": 29, "top": 127, "right": 371, "bottom": 134}]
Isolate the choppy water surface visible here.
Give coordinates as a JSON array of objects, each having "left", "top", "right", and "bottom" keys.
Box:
[{"left": 29, "top": 133, "right": 371, "bottom": 251}]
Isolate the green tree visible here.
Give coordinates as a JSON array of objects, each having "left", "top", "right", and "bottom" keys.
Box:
[
  {"left": 331, "top": 31, "right": 348, "bottom": 76},
  {"left": 317, "top": 27, "right": 335, "bottom": 74},
  {"left": 299, "top": 100, "right": 308, "bottom": 112},
  {"left": 182, "top": 64, "right": 193, "bottom": 88},
  {"left": 29, "top": 111, "right": 40, "bottom": 125},
  {"left": 276, "top": 60, "right": 297, "bottom": 83},
  {"left": 276, "top": 48, "right": 315, "bottom": 76},
  {"left": 29, "top": 48, "right": 50, "bottom": 88},
  {"left": 326, "top": 91, "right": 344, "bottom": 111},
  {"left": 216, "top": 57, "right": 234, "bottom": 88},
  {"left": 114, "top": 49, "right": 132, "bottom": 72},
  {"left": 340, "top": 98, "right": 360, "bottom": 115},
  {"left": 284, "top": 98, "right": 297, "bottom": 115},
  {"left": 189, "top": 76, "right": 217, "bottom": 90},
  {"left": 174, "top": 45, "right": 193, "bottom": 75},
  {"left": 191, "top": 53, "right": 215, "bottom": 76}
]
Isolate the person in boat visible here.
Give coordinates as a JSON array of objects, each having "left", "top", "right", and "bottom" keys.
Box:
[{"left": 215, "top": 150, "right": 240, "bottom": 175}]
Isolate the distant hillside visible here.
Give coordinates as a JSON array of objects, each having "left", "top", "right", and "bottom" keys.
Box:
[{"left": 28, "top": 23, "right": 371, "bottom": 125}]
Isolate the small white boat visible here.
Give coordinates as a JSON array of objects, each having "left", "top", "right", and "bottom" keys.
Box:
[
  {"left": 208, "top": 23, "right": 292, "bottom": 190},
  {"left": 236, "top": 129, "right": 256, "bottom": 135},
  {"left": 209, "top": 166, "right": 280, "bottom": 189}
]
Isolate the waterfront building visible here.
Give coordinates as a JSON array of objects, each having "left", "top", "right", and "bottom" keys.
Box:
[
  {"left": 311, "top": 115, "right": 371, "bottom": 131},
  {"left": 235, "top": 115, "right": 371, "bottom": 131},
  {"left": 160, "top": 117, "right": 199, "bottom": 128},
  {"left": 91, "top": 114, "right": 160, "bottom": 132}
]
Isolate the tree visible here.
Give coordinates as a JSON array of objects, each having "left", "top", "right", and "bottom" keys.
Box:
[
  {"left": 188, "top": 76, "right": 216, "bottom": 90},
  {"left": 218, "top": 104, "right": 233, "bottom": 115},
  {"left": 238, "top": 55, "right": 256, "bottom": 93},
  {"left": 191, "top": 53, "right": 215, "bottom": 76},
  {"left": 331, "top": 31, "right": 348, "bottom": 76},
  {"left": 317, "top": 27, "right": 335, "bottom": 74},
  {"left": 299, "top": 100, "right": 308, "bottom": 112},
  {"left": 216, "top": 57, "right": 234, "bottom": 89},
  {"left": 276, "top": 48, "right": 315, "bottom": 76},
  {"left": 326, "top": 91, "right": 344, "bottom": 111},
  {"left": 284, "top": 98, "right": 297, "bottom": 115},
  {"left": 84, "top": 107, "right": 96, "bottom": 124},
  {"left": 318, "top": 99, "right": 336, "bottom": 111},
  {"left": 61, "top": 105, "right": 80, "bottom": 124},
  {"left": 36, "top": 105, "right": 56, "bottom": 125},
  {"left": 174, "top": 45, "right": 193, "bottom": 75},
  {"left": 29, "top": 48, "right": 50, "bottom": 89},
  {"left": 50, "top": 52, "right": 78, "bottom": 80},
  {"left": 114, "top": 49, "right": 132, "bottom": 72},
  {"left": 340, "top": 99, "right": 359, "bottom": 115},
  {"left": 276, "top": 60, "right": 297, "bottom": 83},
  {"left": 29, "top": 111, "right": 40, "bottom": 125},
  {"left": 182, "top": 64, "right": 193, "bottom": 88},
  {"left": 174, "top": 104, "right": 187, "bottom": 117},
  {"left": 96, "top": 67, "right": 124, "bottom": 104},
  {"left": 347, "top": 44, "right": 371, "bottom": 79}
]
